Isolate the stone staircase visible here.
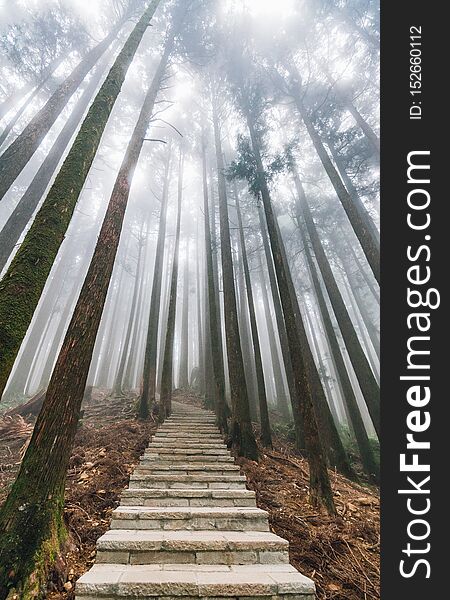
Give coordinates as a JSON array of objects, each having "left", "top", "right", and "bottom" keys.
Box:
[{"left": 75, "top": 402, "right": 315, "bottom": 600}]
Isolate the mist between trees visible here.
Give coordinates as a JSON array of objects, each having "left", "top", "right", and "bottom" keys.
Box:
[{"left": 0, "top": 0, "right": 379, "bottom": 595}]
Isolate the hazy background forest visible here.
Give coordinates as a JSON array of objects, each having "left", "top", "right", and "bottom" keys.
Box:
[{"left": 0, "top": 0, "right": 379, "bottom": 598}]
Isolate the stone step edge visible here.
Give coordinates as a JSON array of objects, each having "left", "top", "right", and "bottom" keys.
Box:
[{"left": 75, "top": 564, "right": 315, "bottom": 598}]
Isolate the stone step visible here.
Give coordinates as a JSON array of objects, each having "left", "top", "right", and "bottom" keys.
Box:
[
  {"left": 136, "top": 463, "right": 240, "bottom": 474},
  {"left": 145, "top": 447, "right": 230, "bottom": 455},
  {"left": 153, "top": 434, "right": 224, "bottom": 442},
  {"left": 128, "top": 474, "right": 247, "bottom": 489},
  {"left": 95, "top": 530, "right": 290, "bottom": 565},
  {"left": 76, "top": 563, "right": 315, "bottom": 600},
  {"left": 148, "top": 442, "right": 226, "bottom": 450},
  {"left": 143, "top": 454, "right": 234, "bottom": 463},
  {"left": 120, "top": 488, "right": 256, "bottom": 507},
  {"left": 111, "top": 506, "right": 269, "bottom": 531}
]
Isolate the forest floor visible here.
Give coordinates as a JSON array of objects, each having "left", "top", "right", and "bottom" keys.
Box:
[{"left": 0, "top": 390, "right": 379, "bottom": 600}]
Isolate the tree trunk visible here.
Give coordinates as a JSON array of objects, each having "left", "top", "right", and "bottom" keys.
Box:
[
  {"left": 293, "top": 171, "right": 380, "bottom": 437},
  {"left": 113, "top": 224, "right": 146, "bottom": 395},
  {"left": 0, "top": 16, "right": 126, "bottom": 201},
  {"left": 243, "top": 97, "right": 335, "bottom": 513},
  {"left": 287, "top": 63, "right": 380, "bottom": 284},
  {"left": 140, "top": 145, "right": 172, "bottom": 417},
  {"left": 160, "top": 149, "right": 184, "bottom": 421},
  {"left": 0, "top": 0, "right": 162, "bottom": 398},
  {"left": 211, "top": 86, "right": 257, "bottom": 459},
  {"left": 0, "top": 49, "right": 113, "bottom": 272},
  {"left": 0, "top": 11, "right": 175, "bottom": 595},
  {"left": 300, "top": 217, "right": 379, "bottom": 481},
  {"left": 235, "top": 191, "right": 272, "bottom": 447},
  {"left": 178, "top": 239, "right": 190, "bottom": 389},
  {"left": 256, "top": 252, "right": 290, "bottom": 420},
  {"left": 201, "top": 131, "right": 227, "bottom": 431},
  {"left": 257, "top": 204, "right": 303, "bottom": 445}
]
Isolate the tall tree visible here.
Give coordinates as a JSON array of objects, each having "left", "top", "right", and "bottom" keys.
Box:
[
  {"left": 211, "top": 82, "right": 258, "bottom": 460},
  {"left": 201, "top": 130, "right": 227, "bottom": 431},
  {"left": 235, "top": 77, "right": 336, "bottom": 511},
  {"left": 160, "top": 148, "right": 184, "bottom": 420},
  {"left": 0, "top": 11, "right": 178, "bottom": 595},
  {"left": 178, "top": 239, "right": 190, "bottom": 389},
  {"left": 140, "top": 144, "right": 172, "bottom": 417},
  {"left": 235, "top": 190, "right": 272, "bottom": 447},
  {"left": 293, "top": 168, "right": 380, "bottom": 437},
  {"left": 0, "top": 0, "right": 162, "bottom": 397}
]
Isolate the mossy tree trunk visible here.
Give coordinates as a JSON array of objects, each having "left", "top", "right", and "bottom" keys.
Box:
[
  {"left": 0, "top": 9, "right": 176, "bottom": 595},
  {"left": 211, "top": 86, "right": 258, "bottom": 460},
  {"left": 201, "top": 131, "right": 228, "bottom": 432},
  {"left": 0, "top": 0, "right": 162, "bottom": 398},
  {"left": 160, "top": 149, "right": 184, "bottom": 422}
]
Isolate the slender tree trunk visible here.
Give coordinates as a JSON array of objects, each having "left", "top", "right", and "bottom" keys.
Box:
[
  {"left": 212, "top": 87, "right": 258, "bottom": 459},
  {"left": 195, "top": 229, "right": 205, "bottom": 393},
  {"left": 345, "top": 99, "right": 380, "bottom": 156},
  {"left": 201, "top": 132, "right": 227, "bottom": 431},
  {"left": 338, "top": 250, "right": 380, "bottom": 358},
  {"left": 160, "top": 149, "right": 184, "bottom": 421},
  {"left": 293, "top": 171, "right": 380, "bottom": 437},
  {"left": 178, "top": 239, "right": 190, "bottom": 389},
  {"left": 123, "top": 221, "right": 150, "bottom": 390},
  {"left": 0, "top": 12, "right": 175, "bottom": 595},
  {"left": 235, "top": 192, "right": 272, "bottom": 447},
  {"left": 256, "top": 252, "right": 290, "bottom": 420},
  {"left": 113, "top": 226, "right": 145, "bottom": 395},
  {"left": 0, "top": 49, "right": 113, "bottom": 272},
  {"left": 287, "top": 63, "right": 380, "bottom": 283},
  {"left": 140, "top": 146, "right": 172, "bottom": 417},
  {"left": 300, "top": 223, "right": 379, "bottom": 480},
  {"left": 257, "top": 205, "right": 303, "bottom": 445},
  {"left": 0, "top": 16, "right": 126, "bottom": 201},
  {"left": 235, "top": 238, "right": 259, "bottom": 420},
  {"left": 0, "top": 0, "right": 162, "bottom": 398},
  {"left": 273, "top": 206, "right": 355, "bottom": 479}
]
